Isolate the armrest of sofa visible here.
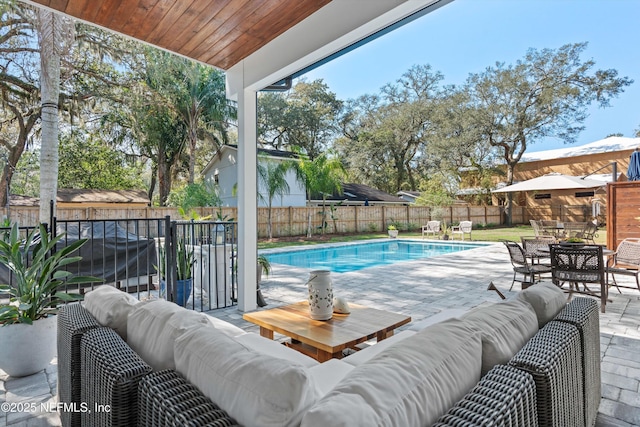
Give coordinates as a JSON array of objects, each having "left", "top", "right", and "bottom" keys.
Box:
[
  {"left": 509, "top": 320, "right": 584, "bottom": 427},
  {"left": 138, "top": 370, "right": 239, "bottom": 426},
  {"left": 57, "top": 303, "right": 101, "bottom": 427},
  {"left": 553, "top": 297, "right": 601, "bottom": 427},
  {"left": 81, "top": 327, "right": 153, "bottom": 427},
  {"left": 434, "top": 365, "right": 538, "bottom": 427}
]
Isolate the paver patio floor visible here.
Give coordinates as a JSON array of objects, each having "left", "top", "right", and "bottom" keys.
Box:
[{"left": 2, "top": 241, "right": 639, "bottom": 426}]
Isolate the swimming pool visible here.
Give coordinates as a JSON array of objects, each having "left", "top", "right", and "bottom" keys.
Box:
[{"left": 264, "top": 240, "right": 489, "bottom": 273}]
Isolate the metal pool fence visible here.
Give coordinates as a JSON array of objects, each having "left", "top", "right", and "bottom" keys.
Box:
[{"left": 0, "top": 216, "right": 238, "bottom": 311}]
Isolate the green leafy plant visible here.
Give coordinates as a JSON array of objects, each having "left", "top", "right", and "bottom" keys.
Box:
[
  {"left": 0, "top": 224, "right": 101, "bottom": 325},
  {"left": 258, "top": 255, "right": 271, "bottom": 277},
  {"left": 564, "top": 237, "right": 585, "bottom": 243},
  {"left": 176, "top": 240, "right": 195, "bottom": 280},
  {"left": 155, "top": 240, "right": 195, "bottom": 281},
  {"left": 215, "top": 207, "right": 234, "bottom": 222},
  {"left": 178, "top": 207, "right": 212, "bottom": 221}
]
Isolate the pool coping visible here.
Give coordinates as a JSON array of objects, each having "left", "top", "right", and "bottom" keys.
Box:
[{"left": 259, "top": 237, "right": 498, "bottom": 255}]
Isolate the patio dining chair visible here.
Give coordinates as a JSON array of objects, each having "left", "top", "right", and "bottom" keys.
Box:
[
  {"left": 502, "top": 240, "right": 552, "bottom": 291},
  {"left": 563, "top": 222, "right": 588, "bottom": 239},
  {"left": 530, "top": 219, "right": 554, "bottom": 238},
  {"left": 550, "top": 244, "right": 607, "bottom": 312},
  {"left": 577, "top": 222, "right": 599, "bottom": 244},
  {"left": 421, "top": 220, "right": 441, "bottom": 239},
  {"left": 520, "top": 236, "right": 555, "bottom": 266},
  {"left": 606, "top": 238, "right": 640, "bottom": 293}
]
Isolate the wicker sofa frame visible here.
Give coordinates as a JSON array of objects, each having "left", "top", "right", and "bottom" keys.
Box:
[
  {"left": 57, "top": 304, "right": 239, "bottom": 427},
  {"left": 435, "top": 296, "right": 600, "bottom": 427},
  {"left": 58, "top": 296, "right": 600, "bottom": 427}
]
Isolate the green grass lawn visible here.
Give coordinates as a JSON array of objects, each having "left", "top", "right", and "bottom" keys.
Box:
[{"left": 258, "top": 225, "right": 607, "bottom": 249}]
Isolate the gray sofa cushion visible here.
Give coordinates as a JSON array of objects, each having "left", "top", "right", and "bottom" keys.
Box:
[
  {"left": 301, "top": 318, "right": 482, "bottom": 427},
  {"left": 516, "top": 282, "right": 567, "bottom": 328},
  {"left": 174, "top": 326, "right": 320, "bottom": 427},
  {"left": 462, "top": 298, "right": 538, "bottom": 375},
  {"left": 83, "top": 285, "right": 139, "bottom": 340}
]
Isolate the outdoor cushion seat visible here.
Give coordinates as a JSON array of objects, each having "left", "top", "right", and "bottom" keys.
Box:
[
  {"left": 461, "top": 298, "right": 539, "bottom": 376},
  {"left": 301, "top": 318, "right": 483, "bottom": 427}
]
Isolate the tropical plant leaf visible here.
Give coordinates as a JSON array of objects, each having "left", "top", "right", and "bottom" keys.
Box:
[{"left": 0, "top": 223, "right": 98, "bottom": 324}]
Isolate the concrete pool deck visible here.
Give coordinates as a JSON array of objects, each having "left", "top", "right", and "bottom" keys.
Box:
[{"left": 2, "top": 240, "right": 640, "bottom": 426}]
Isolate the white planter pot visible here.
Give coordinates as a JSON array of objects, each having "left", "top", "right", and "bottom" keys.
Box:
[
  {"left": 307, "top": 270, "right": 333, "bottom": 320},
  {"left": 0, "top": 315, "right": 57, "bottom": 377}
]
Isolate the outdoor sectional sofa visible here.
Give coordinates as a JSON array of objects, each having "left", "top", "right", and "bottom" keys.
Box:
[{"left": 57, "top": 282, "right": 601, "bottom": 427}]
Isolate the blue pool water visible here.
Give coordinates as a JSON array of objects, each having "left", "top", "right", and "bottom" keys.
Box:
[{"left": 264, "top": 240, "right": 488, "bottom": 273}]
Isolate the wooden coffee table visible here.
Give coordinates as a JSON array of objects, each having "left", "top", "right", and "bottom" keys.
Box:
[{"left": 243, "top": 301, "right": 411, "bottom": 362}]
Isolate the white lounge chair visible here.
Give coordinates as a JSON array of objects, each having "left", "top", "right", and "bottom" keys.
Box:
[
  {"left": 451, "top": 221, "right": 472, "bottom": 241},
  {"left": 421, "top": 221, "right": 441, "bottom": 239}
]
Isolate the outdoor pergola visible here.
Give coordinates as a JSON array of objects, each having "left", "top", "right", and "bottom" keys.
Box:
[{"left": 19, "top": 0, "right": 453, "bottom": 311}]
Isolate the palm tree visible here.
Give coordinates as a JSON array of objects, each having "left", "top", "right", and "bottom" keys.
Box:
[
  {"left": 258, "top": 156, "right": 293, "bottom": 239},
  {"left": 294, "top": 151, "right": 346, "bottom": 235},
  {"left": 146, "top": 53, "right": 236, "bottom": 185},
  {"left": 36, "top": 9, "right": 74, "bottom": 222}
]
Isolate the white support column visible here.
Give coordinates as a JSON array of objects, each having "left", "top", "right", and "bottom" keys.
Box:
[{"left": 237, "top": 84, "right": 258, "bottom": 312}]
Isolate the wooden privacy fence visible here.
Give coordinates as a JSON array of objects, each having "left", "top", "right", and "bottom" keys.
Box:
[
  {"left": 1, "top": 205, "right": 501, "bottom": 238},
  {"left": 0, "top": 203, "right": 596, "bottom": 239},
  {"left": 607, "top": 181, "right": 640, "bottom": 249}
]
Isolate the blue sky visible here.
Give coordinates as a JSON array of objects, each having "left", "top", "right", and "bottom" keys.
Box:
[{"left": 303, "top": 0, "right": 640, "bottom": 153}]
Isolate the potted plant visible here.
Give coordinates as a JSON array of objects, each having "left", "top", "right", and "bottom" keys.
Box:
[
  {"left": 157, "top": 240, "right": 195, "bottom": 307},
  {"left": 560, "top": 237, "right": 585, "bottom": 247},
  {"left": 387, "top": 224, "right": 399, "bottom": 238},
  {"left": 441, "top": 221, "right": 451, "bottom": 240},
  {"left": 256, "top": 255, "right": 270, "bottom": 307},
  {"left": 0, "top": 224, "right": 100, "bottom": 377},
  {"left": 257, "top": 255, "right": 271, "bottom": 283}
]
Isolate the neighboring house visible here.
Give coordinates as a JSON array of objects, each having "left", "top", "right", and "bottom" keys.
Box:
[
  {"left": 7, "top": 189, "right": 150, "bottom": 208},
  {"left": 502, "top": 136, "right": 638, "bottom": 210},
  {"left": 460, "top": 136, "right": 640, "bottom": 210},
  {"left": 203, "top": 145, "right": 307, "bottom": 207},
  {"left": 313, "top": 183, "right": 407, "bottom": 206},
  {"left": 397, "top": 191, "right": 420, "bottom": 204}
]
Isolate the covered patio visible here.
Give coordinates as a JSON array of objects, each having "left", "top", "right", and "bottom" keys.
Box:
[{"left": 2, "top": 242, "right": 640, "bottom": 425}]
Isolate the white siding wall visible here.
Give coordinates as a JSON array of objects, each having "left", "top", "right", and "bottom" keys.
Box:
[
  {"left": 258, "top": 170, "right": 306, "bottom": 207},
  {"left": 204, "top": 148, "right": 307, "bottom": 207}
]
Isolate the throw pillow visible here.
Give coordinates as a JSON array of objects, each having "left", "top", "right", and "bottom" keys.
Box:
[
  {"left": 462, "top": 298, "right": 538, "bottom": 375},
  {"left": 83, "top": 285, "right": 138, "bottom": 340},
  {"left": 127, "top": 300, "right": 209, "bottom": 371},
  {"left": 515, "top": 282, "right": 567, "bottom": 328}
]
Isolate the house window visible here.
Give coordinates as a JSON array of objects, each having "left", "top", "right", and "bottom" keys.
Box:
[
  {"left": 575, "top": 191, "right": 595, "bottom": 198},
  {"left": 534, "top": 194, "right": 551, "bottom": 199}
]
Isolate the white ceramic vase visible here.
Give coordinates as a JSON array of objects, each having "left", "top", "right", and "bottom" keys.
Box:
[
  {"left": 0, "top": 315, "right": 57, "bottom": 377},
  {"left": 307, "top": 270, "right": 334, "bottom": 320}
]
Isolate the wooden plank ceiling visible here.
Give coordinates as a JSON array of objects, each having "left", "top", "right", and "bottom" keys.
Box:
[{"left": 27, "top": 0, "right": 332, "bottom": 70}]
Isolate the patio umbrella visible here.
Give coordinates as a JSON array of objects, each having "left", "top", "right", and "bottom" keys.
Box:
[
  {"left": 492, "top": 173, "right": 606, "bottom": 193},
  {"left": 627, "top": 150, "right": 640, "bottom": 181}
]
